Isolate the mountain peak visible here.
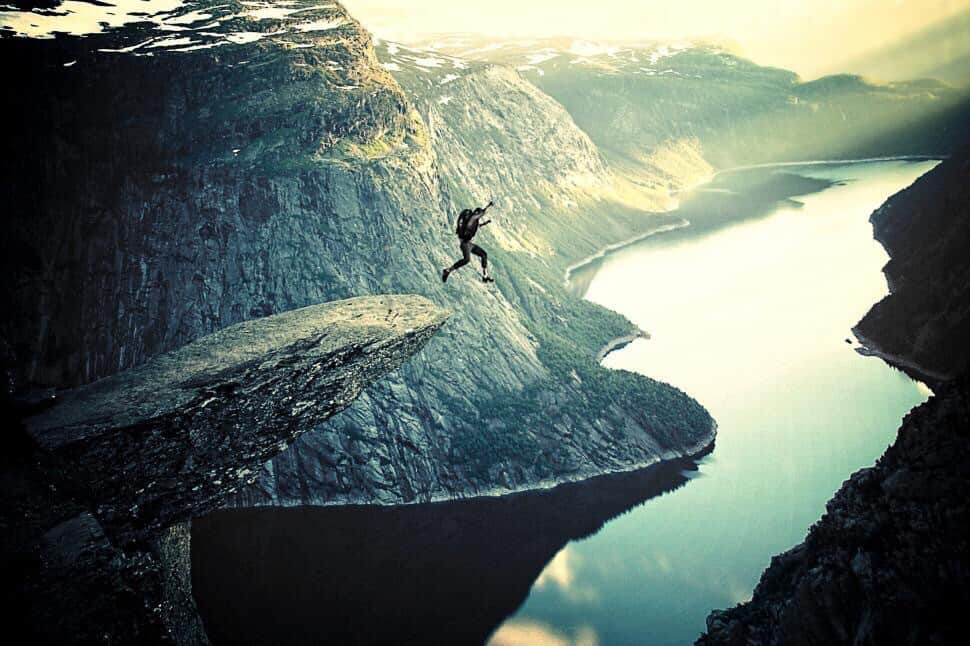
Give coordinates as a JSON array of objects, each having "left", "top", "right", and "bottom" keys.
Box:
[{"left": 1, "top": 0, "right": 355, "bottom": 43}]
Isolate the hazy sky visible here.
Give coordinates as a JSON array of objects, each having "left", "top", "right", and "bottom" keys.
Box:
[
  {"left": 343, "top": 0, "right": 970, "bottom": 78},
  {"left": 2, "top": 1, "right": 967, "bottom": 79}
]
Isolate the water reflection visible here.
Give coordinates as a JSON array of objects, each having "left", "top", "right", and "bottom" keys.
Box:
[
  {"left": 505, "top": 160, "right": 935, "bottom": 644},
  {"left": 489, "top": 620, "right": 599, "bottom": 646},
  {"left": 192, "top": 456, "right": 706, "bottom": 646},
  {"left": 193, "top": 160, "right": 936, "bottom": 646}
]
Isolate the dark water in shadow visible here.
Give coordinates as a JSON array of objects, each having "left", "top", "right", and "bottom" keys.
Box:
[{"left": 192, "top": 456, "right": 705, "bottom": 645}]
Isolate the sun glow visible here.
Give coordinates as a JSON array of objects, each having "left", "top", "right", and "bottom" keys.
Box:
[{"left": 344, "top": 0, "right": 970, "bottom": 80}]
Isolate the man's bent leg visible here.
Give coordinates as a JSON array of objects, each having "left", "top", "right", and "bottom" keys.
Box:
[
  {"left": 471, "top": 243, "right": 487, "bottom": 271},
  {"left": 443, "top": 240, "right": 473, "bottom": 282},
  {"left": 471, "top": 244, "right": 492, "bottom": 282}
]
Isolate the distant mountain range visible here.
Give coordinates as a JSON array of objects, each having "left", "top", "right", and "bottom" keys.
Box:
[{"left": 415, "top": 35, "right": 970, "bottom": 170}]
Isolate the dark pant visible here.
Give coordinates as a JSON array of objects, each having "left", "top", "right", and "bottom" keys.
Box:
[{"left": 448, "top": 238, "right": 487, "bottom": 273}]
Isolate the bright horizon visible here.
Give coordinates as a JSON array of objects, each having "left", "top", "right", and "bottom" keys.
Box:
[
  {"left": 344, "top": 0, "right": 970, "bottom": 80},
  {"left": 2, "top": 1, "right": 969, "bottom": 81}
]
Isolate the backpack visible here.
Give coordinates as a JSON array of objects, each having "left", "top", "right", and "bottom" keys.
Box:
[{"left": 455, "top": 209, "right": 474, "bottom": 237}]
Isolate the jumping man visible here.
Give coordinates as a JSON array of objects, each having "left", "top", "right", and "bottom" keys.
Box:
[{"left": 442, "top": 200, "right": 495, "bottom": 283}]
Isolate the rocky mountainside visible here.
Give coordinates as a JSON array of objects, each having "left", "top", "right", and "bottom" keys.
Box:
[
  {"left": 247, "top": 32, "right": 717, "bottom": 506},
  {"left": 699, "top": 377, "right": 970, "bottom": 646},
  {"left": 700, "top": 148, "right": 970, "bottom": 645},
  {"left": 375, "top": 39, "right": 713, "bottom": 220},
  {"left": 854, "top": 147, "right": 970, "bottom": 382},
  {"left": 26, "top": 296, "right": 448, "bottom": 540},
  {"left": 2, "top": 295, "right": 446, "bottom": 644},
  {"left": 1, "top": 0, "right": 714, "bottom": 510},
  {"left": 423, "top": 36, "right": 970, "bottom": 169}
]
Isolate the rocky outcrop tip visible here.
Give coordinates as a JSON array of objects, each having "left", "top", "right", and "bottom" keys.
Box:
[{"left": 26, "top": 294, "right": 448, "bottom": 538}]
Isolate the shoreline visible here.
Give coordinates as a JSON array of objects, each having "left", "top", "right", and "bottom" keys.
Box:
[
  {"left": 564, "top": 155, "right": 945, "bottom": 291},
  {"left": 713, "top": 154, "right": 946, "bottom": 176},
  {"left": 564, "top": 218, "right": 690, "bottom": 288},
  {"left": 596, "top": 329, "right": 650, "bottom": 363},
  {"left": 222, "top": 423, "right": 719, "bottom": 510},
  {"left": 851, "top": 327, "right": 951, "bottom": 386}
]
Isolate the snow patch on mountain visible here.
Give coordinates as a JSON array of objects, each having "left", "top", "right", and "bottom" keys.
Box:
[
  {"left": 569, "top": 40, "right": 621, "bottom": 58},
  {"left": 527, "top": 51, "right": 560, "bottom": 65},
  {"left": 413, "top": 56, "right": 446, "bottom": 68}
]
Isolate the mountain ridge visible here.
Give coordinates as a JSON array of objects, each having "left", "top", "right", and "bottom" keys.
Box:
[
  {"left": 1, "top": 0, "right": 716, "bottom": 513},
  {"left": 853, "top": 147, "right": 970, "bottom": 382},
  {"left": 420, "top": 35, "right": 970, "bottom": 170}
]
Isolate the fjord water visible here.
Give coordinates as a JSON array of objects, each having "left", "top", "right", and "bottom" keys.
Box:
[
  {"left": 192, "top": 160, "right": 936, "bottom": 646},
  {"left": 493, "top": 159, "right": 938, "bottom": 644}
]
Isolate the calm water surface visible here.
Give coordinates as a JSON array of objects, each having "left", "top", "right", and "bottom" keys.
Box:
[
  {"left": 193, "top": 160, "right": 937, "bottom": 646},
  {"left": 495, "top": 159, "right": 937, "bottom": 645}
]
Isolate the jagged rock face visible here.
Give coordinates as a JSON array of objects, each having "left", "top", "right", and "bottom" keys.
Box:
[
  {"left": 2, "top": 0, "right": 714, "bottom": 509},
  {"left": 424, "top": 36, "right": 970, "bottom": 168},
  {"left": 698, "top": 376, "right": 970, "bottom": 646},
  {"left": 246, "top": 37, "right": 716, "bottom": 506},
  {"left": 1, "top": 0, "right": 416, "bottom": 387},
  {"left": 4, "top": 295, "right": 446, "bottom": 645},
  {"left": 854, "top": 147, "right": 970, "bottom": 381},
  {"left": 376, "top": 40, "right": 714, "bottom": 247}
]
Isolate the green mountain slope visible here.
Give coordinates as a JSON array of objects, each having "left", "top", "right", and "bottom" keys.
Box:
[{"left": 1, "top": 1, "right": 714, "bottom": 508}]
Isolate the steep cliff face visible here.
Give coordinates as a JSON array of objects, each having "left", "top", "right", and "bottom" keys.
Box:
[
  {"left": 3, "top": 295, "right": 447, "bottom": 644},
  {"left": 2, "top": 0, "right": 421, "bottom": 387},
  {"left": 854, "top": 147, "right": 970, "bottom": 381},
  {"left": 425, "top": 37, "right": 970, "bottom": 169},
  {"left": 375, "top": 40, "right": 713, "bottom": 246},
  {"left": 699, "top": 377, "right": 970, "bottom": 646},
  {"left": 247, "top": 36, "right": 715, "bottom": 506},
  {"left": 2, "top": 0, "right": 714, "bottom": 509}
]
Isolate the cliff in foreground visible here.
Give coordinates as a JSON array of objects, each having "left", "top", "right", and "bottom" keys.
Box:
[
  {"left": 854, "top": 147, "right": 970, "bottom": 382},
  {"left": 699, "top": 376, "right": 968, "bottom": 645},
  {"left": 2, "top": 295, "right": 447, "bottom": 644}
]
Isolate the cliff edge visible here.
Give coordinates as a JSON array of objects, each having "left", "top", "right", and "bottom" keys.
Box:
[
  {"left": 1, "top": 0, "right": 714, "bottom": 508},
  {"left": 699, "top": 377, "right": 969, "bottom": 645},
  {"left": 3, "top": 295, "right": 447, "bottom": 644},
  {"left": 854, "top": 148, "right": 970, "bottom": 382}
]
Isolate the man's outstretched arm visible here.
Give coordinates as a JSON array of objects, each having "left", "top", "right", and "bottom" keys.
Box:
[{"left": 478, "top": 200, "right": 495, "bottom": 226}]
